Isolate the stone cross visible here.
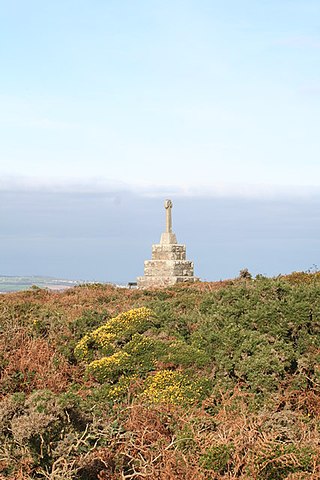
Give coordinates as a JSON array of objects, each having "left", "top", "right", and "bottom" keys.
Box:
[{"left": 164, "top": 199, "right": 173, "bottom": 233}]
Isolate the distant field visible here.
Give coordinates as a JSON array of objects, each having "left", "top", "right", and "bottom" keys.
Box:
[{"left": 0, "top": 275, "right": 80, "bottom": 292}]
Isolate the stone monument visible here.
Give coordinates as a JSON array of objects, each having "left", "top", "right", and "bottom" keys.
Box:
[{"left": 137, "top": 200, "right": 198, "bottom": 288}]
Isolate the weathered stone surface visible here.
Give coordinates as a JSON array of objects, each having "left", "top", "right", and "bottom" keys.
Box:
[
  {"left": 152, "top": 244, "right": 186, "bottom": 261},
  {"left": 137, "top": 199, "right": 199, "bottom": 288},
  {"left": 160, "top": 232, "right": 177, "bottom": 245},
  {"left": 137, "top": 275, "right": 197, "bottom": 288},
  {"left": 144, "top": 259, "right": 194, "bottom": 277}
]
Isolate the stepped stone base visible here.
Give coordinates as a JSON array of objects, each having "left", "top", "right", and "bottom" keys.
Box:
[
  {"left": 152, "top": 244, "right": 186, "bottom": 260},
  {"left": 137, "top": 275, "right": 198, "bottom": 288},
  {"left": 144, "top": 259, "right": 194, "bottom": 277},
  {"left": 137, "top": 242, "right": 198, "bottom": 288}
]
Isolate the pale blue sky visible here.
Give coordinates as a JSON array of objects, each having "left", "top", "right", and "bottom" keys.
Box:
[
  {"left": 1, "top": 0, "right": 320, "bottom": 187},
  {"left": 1, "top": 1, "right": 320, "bottom": 281}
]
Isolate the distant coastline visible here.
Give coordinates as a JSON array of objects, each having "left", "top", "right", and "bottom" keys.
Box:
[
  {"left": 0, "top": 275, "right": 129, "bottom": 293},
  {"left": 0, "top": 275, "right": 81, "bottom": 293}
]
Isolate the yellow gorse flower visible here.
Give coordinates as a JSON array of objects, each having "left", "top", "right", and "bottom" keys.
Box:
[
  {"left": 74, "top": 307, "right": 154, "bottom": 382},
  {"left": 87, "top": 351, "right": 131, "bottom": 381},
  {"left": 74, "top": 334, "right": 90, "bottom": 359},
  {"left": 142, "top": 370, "right": 202, "bottom": 405},
  {"left": 74, "top": 307, "right": 153, "bottom": 360}
]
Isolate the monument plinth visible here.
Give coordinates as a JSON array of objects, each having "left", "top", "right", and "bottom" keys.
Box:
[{"left": 137, "top": 200, "right": 198, "bottom": 288}]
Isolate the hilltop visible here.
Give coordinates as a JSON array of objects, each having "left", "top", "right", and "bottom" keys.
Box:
[{"left": 0, "top": 272, "right": 319, "bottom": 479}]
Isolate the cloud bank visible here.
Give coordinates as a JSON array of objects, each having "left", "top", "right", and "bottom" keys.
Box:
[
  {"left": 1, "top": 175, "right": 320, "bottom": 200},
  {"left": 1, "top": 176, "right": 320, "bottom": 283}
]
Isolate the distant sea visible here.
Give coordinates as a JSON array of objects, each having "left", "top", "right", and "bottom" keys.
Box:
[{"left": 0, "top": 276, "right": 81, "bottom": 293}]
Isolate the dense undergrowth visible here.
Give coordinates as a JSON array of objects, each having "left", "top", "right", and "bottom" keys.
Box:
[{"left": 0, "top": 271, "right": 320, "bottom": 479}]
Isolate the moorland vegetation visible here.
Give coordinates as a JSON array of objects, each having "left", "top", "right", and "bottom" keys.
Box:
[{"left": 0, "top": 271, "right": 320, "bottom": 479}]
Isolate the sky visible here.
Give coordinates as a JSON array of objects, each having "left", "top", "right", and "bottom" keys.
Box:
[{"left": 1, "top": 1, "right": 320, "bottom": 283}]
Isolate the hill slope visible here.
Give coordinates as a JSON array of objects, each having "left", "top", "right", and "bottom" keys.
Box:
[{"left": 0, "top": 272, "right": 319, "bottom": 479}]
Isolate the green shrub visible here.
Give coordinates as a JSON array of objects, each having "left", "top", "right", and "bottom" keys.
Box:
[{"left": 200, "top": 444, "right": 233, "bottom": 473}]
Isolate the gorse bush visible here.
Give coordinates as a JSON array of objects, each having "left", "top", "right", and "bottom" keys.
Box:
[
  {"left": 1, "top": 273, "right": 320, "bottom": 478},
  {"left": 75, "top": 307, "right": 210, "bottom": 403},
  {"left": 193, "top": 277, "right": 320, "bottom": 395},
  {"left": 142, "top": 370, "right": 204, "bottom": 405},
  {"left": 74, "top": 307, "right": 154, "bottom": 361},
  {"left": 74, "top": 307, "right": 157, "bottom": 381}
]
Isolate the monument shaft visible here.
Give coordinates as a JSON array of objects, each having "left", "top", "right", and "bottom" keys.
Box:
[{"left": 165, "top": 199, "right": 173, "bottom": 233}]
